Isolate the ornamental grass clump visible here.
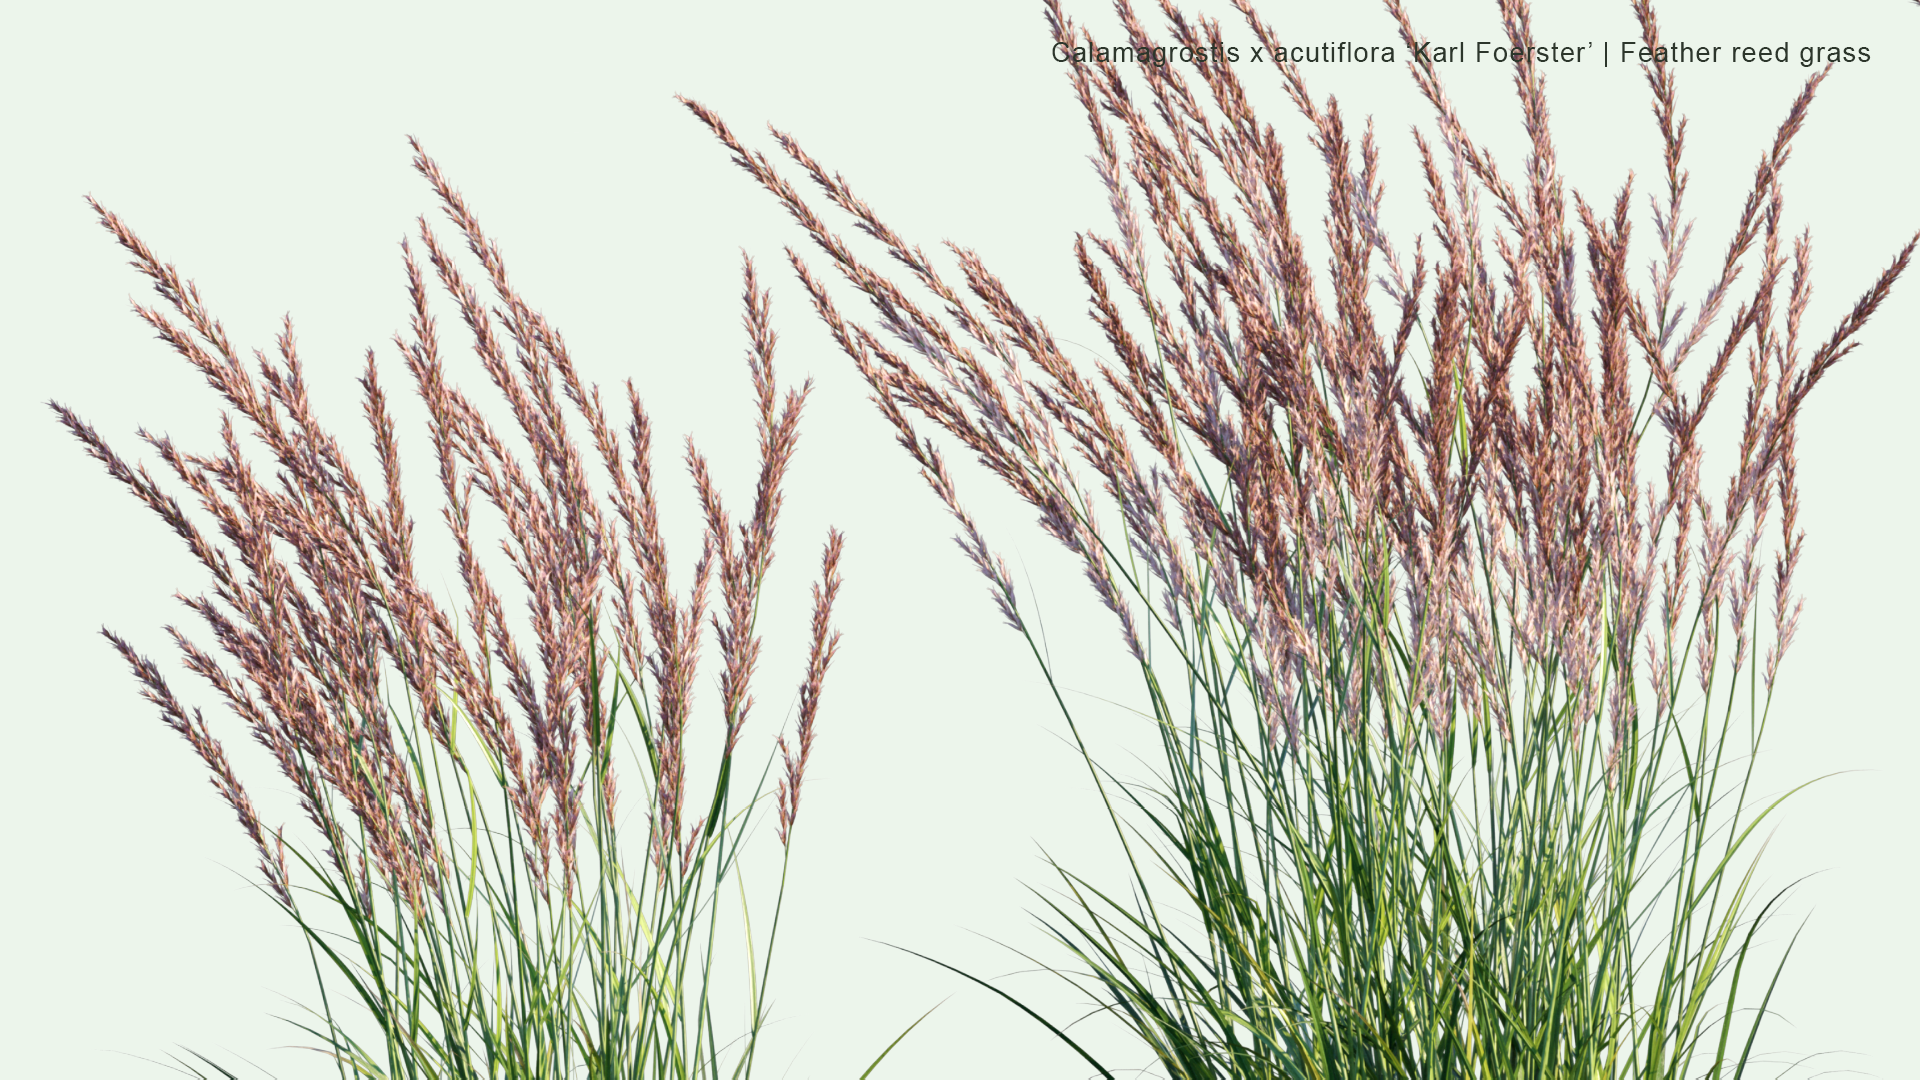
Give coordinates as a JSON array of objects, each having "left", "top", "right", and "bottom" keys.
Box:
[
  {"left": 55, "top": 142, "right": 847, "bottom": 1079},
  {"left": 687, "top": 0, "right": 1914, "bottom": 1074}
]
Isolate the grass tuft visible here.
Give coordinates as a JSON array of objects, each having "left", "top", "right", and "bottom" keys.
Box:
[{"left": 687, "top": 0, "right": 1914, "bottom": 1074}]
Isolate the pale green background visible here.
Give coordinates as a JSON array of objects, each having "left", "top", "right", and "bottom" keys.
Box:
[{"left": 4, "top": 1, "right": 1914, "bottom": 1076}]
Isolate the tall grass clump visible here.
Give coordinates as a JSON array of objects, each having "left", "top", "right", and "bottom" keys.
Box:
[
  {"left": 55, "top": 141, "right": 850, "bottom": 1080},
  {"left": 685, "top": 0, "right": 1915, "bottom": 1074}
]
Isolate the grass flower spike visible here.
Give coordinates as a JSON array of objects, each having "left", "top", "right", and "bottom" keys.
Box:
[{"left": 57, "top": 141, "right": 847, "bottom": 1080}]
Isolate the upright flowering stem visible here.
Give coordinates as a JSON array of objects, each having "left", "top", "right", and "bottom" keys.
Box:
[
  {"left": 60, "top": 145, "right": 845, "bottom": 1079},
  {"left": 690, "top": 0, "right": 1912, "bottom": 1072}
]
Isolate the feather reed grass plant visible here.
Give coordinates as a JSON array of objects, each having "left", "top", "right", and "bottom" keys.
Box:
[
  {"left": 54, "top": 142, "right": 855, "bottom": 1080},
  {"left": 686, "top": 0, "right": 1915, "bottom": 1074}
]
